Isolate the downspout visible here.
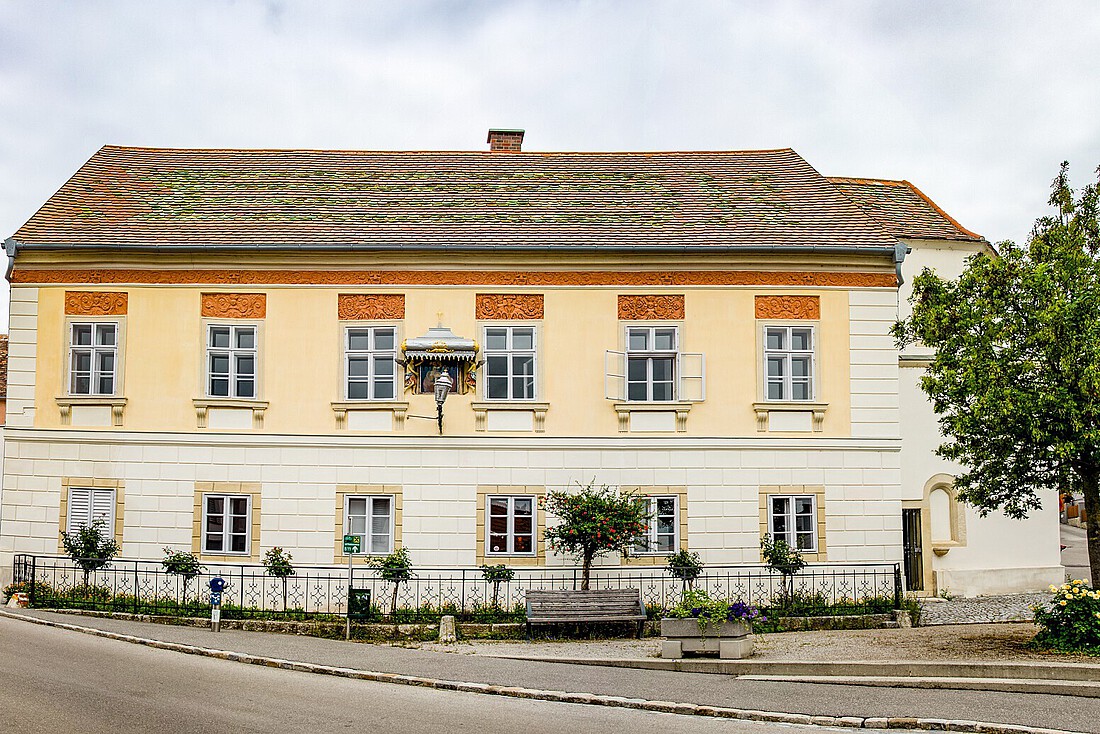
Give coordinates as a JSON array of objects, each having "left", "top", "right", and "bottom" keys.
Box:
[
  {"left": 894, "top": 241, "right": 909, "bottom": 286},
  {"left": 4, "top": 237, "right": 18, "bottom": 282}
]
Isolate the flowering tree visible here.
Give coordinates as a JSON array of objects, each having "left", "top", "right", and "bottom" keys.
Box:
[{"left": 543, "top": 481, "right": 650, "bottom": 590}]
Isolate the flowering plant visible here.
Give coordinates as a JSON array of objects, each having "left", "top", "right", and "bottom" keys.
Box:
[
  {"left": 663, "top": 590, "right": 765, "bottom": 634},
  {"left": 1033, "top": 579, "right": 1100, "bottom": 652}
]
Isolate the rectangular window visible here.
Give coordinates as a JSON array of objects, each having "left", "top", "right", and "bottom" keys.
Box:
[
  {"left": 207, "top": 325, "right": 257, "bottom": 399},
  {"left": 484, "top": 326, "right": 536, "bottom": 400},
  {"left": 202, "top": 494, "right": 252, "bottom": 554},
  {"left": 768, "top": 495, "right": 817, "bottom": 552},
  {"left": 69, "top": 322, "right": 117, "bottom": 396},
  {"left": 633, "top": 495, "right": 679, "bottom": 554},
  {"left": 345, "top": 327, "right": 397, "bottom": 400},
  {"left": 486, "top": 495, "right": 535, "bottom": 555},
  {"left": 66, "top": 487, "right": 115, "bottom": 535},
  {"left": 764, "top": 326, "right": 814, "bottom": 401},
  {"left": 345, "top": 495, "right": 394, "bottom": 554},
  {"left": 626, "top": 326, "right": 677, "bottom": 402}
]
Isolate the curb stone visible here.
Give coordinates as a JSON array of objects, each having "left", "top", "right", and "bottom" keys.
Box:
[{"left": 0, "top": 609, "right": 1086, "bottom": 734}]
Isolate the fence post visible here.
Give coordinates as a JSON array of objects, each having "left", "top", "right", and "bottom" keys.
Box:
[
  {"left": 893, "top": 563, "right": 902, "bottom": 609},
  {"left": 133, "top": 561, "right": 139, "bottom": 614},
  {"left": 29, "top": 556, "right": 37, "bottom": 607}
]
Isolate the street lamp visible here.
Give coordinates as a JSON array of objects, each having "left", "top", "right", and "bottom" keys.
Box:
[{"left": 433, "top": 370, "right": 453, "bottom": 434}]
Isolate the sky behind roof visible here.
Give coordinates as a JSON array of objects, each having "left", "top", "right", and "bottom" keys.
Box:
[{"left": 1, "top": 0, "right": 1099, "bottom": 325}]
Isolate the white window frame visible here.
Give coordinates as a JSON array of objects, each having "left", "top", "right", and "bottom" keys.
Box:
[
  {"left": 763, "top": 324, "right": 816, "bottom": 402},
  {"left": 201, "top": 493, "right": 252, "bottom": 555},
  {"left": 344, "top": 495, "right": 395, "bottom": 555},
  {"left": 625, "top": 325, "right": 679, "bottom": 402},
  {"left": 68, "top": 321, "right": 119, "bottom": 396},
  {"left": 482, "top": 325, "right": 537, "bottom": 401},
  {"left": 65, "top": 487, "right": 115, "bottom": 535},
  {"left": 485, "top": 494, "right": 537, "bottom": 556},
  {"left": 344, "top": 326, "right": 398, "bottom": 401},
  {"left": 633, "top": 495, "right": 679, "bottom": 555},
  {"left": 206, "top": 324, "right": 258, "bottom": 399},
  {"left": 767, "top": 494, "right": 818, "bottom": 552}
]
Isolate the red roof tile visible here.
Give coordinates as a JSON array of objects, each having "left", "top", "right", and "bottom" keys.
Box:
[{"left": 828, "top": 177, "right": 984, "bottom": 243}]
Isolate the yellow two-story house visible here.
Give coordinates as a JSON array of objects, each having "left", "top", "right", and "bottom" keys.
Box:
[{"left": 0, "top": 130, "right": 1062, "bottom": 594}]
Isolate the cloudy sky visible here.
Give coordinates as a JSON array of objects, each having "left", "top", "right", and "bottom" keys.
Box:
[{"left": 1, "top": 1, "right": 1098, "bottom": 323}]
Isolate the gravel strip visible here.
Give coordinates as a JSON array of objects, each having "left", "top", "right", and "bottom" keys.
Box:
[{"left": 919, "top": 593, "right": 1052, "bottom": 626}]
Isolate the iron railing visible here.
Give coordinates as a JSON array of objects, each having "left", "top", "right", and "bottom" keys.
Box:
[{"left": 12, "top": 554, "right": 901, "bottom": 621}]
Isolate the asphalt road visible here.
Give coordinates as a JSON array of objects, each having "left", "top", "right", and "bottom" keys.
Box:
[
  {"left": 1061, "top": 523, "right": 1093, "bottom": 583},
  {"left": 0, "top": 616, "right": 861, "bottom": 734}
]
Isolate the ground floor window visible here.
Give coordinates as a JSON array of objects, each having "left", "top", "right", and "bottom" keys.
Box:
[
  {"left": 768, "top": 494, "right": 817, "bottom": 551},
  {"left": 202, "top": 494, "right": 251, "bottom": 554},
  {"left": 486, "top": 495, "right": 535, "bottom": 555},
  {"left": 66, "top": 487, "right": 115, "bottom": 535},
  {"left": 633, "top": 495, "right": 679, "bottom": 554},
  {"left": 345, "top": 495, "right": 394, "bottom": 554}
]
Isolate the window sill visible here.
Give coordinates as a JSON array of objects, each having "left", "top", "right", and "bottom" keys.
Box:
[
  {"left": 56, "top": 396, "right": 127, "bottom": 427},
  {"left": 471, "top": 401, "right": 549, "bottom": 432},
  {"left": 194, "top": 398, "right": 269, "bottom": 430},
  {"left": 331, "top": 401, "right": 409, "bottom": 430},
  {"left": 612, "top": 401, "right": 692, "bottom": 433},
  {"left": 753, "top": 401, "right": 828, "bottom": 432}
]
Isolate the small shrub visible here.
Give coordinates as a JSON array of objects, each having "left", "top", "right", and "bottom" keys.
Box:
[
  {"left": 263, "top": 547, "right": 296, "bottom": 610},
  {"left": 760, "top": 534, "right": 806, "bottom": 604},
  {"left": 1033, "top": 580, "right": 1100, "bottom": 653},
  {"left": 369, "top": 548, "right": 413, "bottom": 616},
  {"left": 162, "top": 547, "right": 204, "bottom": 600},
  {"left": 666, "top": 549, "right": 704, "bottom": 592},
  {"left": 479, "top": 564, "right": 515, "bottom": 609},
  {"left": 61, "top": 519, "right": 120, "bottom": 587}
]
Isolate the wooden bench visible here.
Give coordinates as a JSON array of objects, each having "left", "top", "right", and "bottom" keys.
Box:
[{"left": 524, "top": 588, "right": 647, "bottom": 639}]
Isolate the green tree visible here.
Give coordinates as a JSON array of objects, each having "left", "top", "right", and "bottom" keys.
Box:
[
  {"left": 369, "top": 548, "right": 413, "bottom": 616},
  {"left": 263, "top": 547, "right": 296, "bottom": 610},
  {"left": 543, "top": 481, "right": 650, "bottom": 590},
  {"left": 161, "top": 547, "right": 204, "bottom": 601},
  {"left": 479, "top": 563, "right": 515, "bottom": 610},
  {"left": 666, "top": 549, "right": 704, "bottom": 594},
  {"left": 760, "top": 534, "right": 806, "bottom": 605},
  {"left": 894, "top": 162, "right": 1100, "bottom": 585},
  {"left": 61, "top": 519, "right": 120, "bottom": 589}
]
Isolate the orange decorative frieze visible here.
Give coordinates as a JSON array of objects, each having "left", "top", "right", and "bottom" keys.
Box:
[
  {"left": 64, "top": 291, "right": 128, "bottom": 316},
  {"left": 338, "top": 294, "right": 405, "bottom": 320},
  {"left": 754, "top": 295, "right": 821, "bottom": 320},
  {"left": 14, "top": 268, "right": 897, "bottom": 289},
  {"left": 476, "top": 294, "right": 544, "bottom": 320},
  {"left": 618, "top": 294, "right": 685, "bottom": 320},
  {"left": 201, "top": 293, "right": 267, "bottom": 319}
]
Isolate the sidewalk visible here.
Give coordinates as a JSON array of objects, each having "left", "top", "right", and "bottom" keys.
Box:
[{"left": 2, "top": 607, "right": 1098, "bottom": 733}]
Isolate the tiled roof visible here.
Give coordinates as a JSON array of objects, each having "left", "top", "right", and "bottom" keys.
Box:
[
  {"left": 0, "top": 334, "right": 8, "bottom": 399},
  {"left": 11, "top": 146, "right": 901, "bottom": 252},
  {"left": 827, "top": 177, "right": 984, "bottom": 243}
]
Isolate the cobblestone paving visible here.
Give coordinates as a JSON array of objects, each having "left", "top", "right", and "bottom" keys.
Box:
[{"left": 918, "top": 593, "right": 1052, "bottom": 626}]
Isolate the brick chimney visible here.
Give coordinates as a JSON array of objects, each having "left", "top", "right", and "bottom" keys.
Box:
[{"left": 487, "top": 128, "right": 525, "bottom": 152}]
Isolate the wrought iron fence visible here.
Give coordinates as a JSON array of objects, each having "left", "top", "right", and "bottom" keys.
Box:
[{"left": 12, "top": 554, "right": 901, "bottom": 621}]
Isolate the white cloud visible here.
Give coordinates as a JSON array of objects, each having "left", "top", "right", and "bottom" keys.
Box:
[{"left": 1, "top": 0, "right": 1099, "bottom": 325}]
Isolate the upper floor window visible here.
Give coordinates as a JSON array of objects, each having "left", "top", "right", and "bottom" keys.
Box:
[
  {"left": 627, "top": 326, "right": 677, "bottom": 401},
  {"left": 484, "top": 326, "right": 536, "bottom": 400},
  {"left": 486, "top": 494, "right": 535, "bottom": 555},
  {"left": 633, "top": 495, "right": 679, "bottom": 554},
  {"left": 764, "top": 326, "right": 814, "bottom": 401},
  {"left": 346, "top": 326, "right": 397, "bottom": 400},
  {"left": 768, "top": 494, "right": 817, "bottom": 552},
  {"left": 69, "top": 323, "right": 117, "bottom": 396},
  {"left": 345, "top": 495, "right": 394, "bottom": 554},
  {"left": 207, "top": 325, "right": 256, "bottom": 399}
]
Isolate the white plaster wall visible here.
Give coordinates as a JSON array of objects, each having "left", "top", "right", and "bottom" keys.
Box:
[
  {"left": 848, "top": 289, "right": 900, "bottom": 439},
  {"left": 6, "top": 286, "right": 38, "bottom": 429},
  {"left": 0, "top": 430, "right": 904, "bottom": 573}
]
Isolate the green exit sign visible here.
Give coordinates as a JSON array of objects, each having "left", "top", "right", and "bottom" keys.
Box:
[{"left": 343, "top": 534, "right": 362, "bottom": 554}]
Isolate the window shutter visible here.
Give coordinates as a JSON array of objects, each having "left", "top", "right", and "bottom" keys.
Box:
[
  {"left": 605, "top": 350, "right": 626, "bottom": 400},
  {"left": 679, "top": 352, "right": 706, "bottom": 401},
  {"left": 67, "top": 488, "right": 92, "bottom": 534},
  {"left": 91, "top": 489, "right": 115, "bottom": 529}
]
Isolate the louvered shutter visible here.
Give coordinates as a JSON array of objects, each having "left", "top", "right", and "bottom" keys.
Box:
[
  {"left": 67, "top": 488, "right": 92, "bottom": 534},
  {"left": 91, "top": 489, "right": 114, "bottom": 529}
]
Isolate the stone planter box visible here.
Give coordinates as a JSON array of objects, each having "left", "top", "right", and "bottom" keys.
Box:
[{"left": 660, "top": 617, "right": 754, "bottom": 659}]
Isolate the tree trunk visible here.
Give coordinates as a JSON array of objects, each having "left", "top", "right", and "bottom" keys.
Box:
[
  {"left": 581, "top": 552, "right": 593, "bottom": 591},
  {"left": 1083, "top": 463, "right": 1100, "bottom": 587},
  {"left": 390, "top": 582, "right": 400, "bottom": 617}
]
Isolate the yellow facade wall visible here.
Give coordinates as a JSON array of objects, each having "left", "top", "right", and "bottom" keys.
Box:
[{"left": 34, "top": 283, "right": 859, "bottom": 437}]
